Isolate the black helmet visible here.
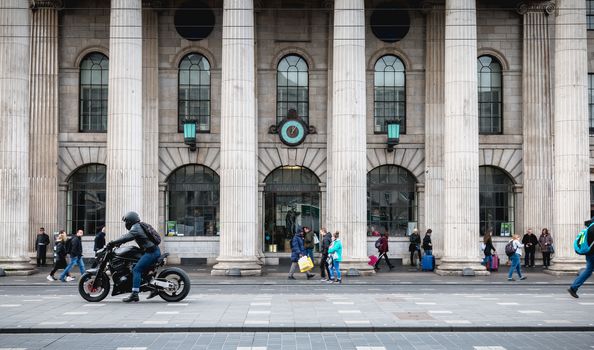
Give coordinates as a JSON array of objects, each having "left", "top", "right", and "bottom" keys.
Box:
[
  {"left": 122, "top": 211, "right": 141, "bottom": 230},
  {"left": 585, "top": 216, "right": 594, "bottom": 227}
]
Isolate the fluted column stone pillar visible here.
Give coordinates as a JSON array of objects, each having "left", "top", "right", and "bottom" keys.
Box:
[
  {"left": 105, "top": 0, "right": 143, "bottom": 240},
  {"left": 0, "top": 0, "right": 35, "bottom": 275},
  {"left": 328, "top": 0, "right": 372, "bottom": 274},
  {"left": 548, "top": 0, "right": 590, "bottom": 275},
  {"left": 519, "top": 1, "right": 554, "bottom": 239},
  {"left": 436, "top": 0, "right": 487, "bottom": 275},
  {"left": 29, "top": 0, "right": 60, "bottom": 253},
  {"left": 142, "top": 4, "right": 159, "bottom": 228},
  {"left": 423, "top": 2, "right": 445, "bottom": 259},
  {"left": 212, "top": 0, "right": 261, "bottom": 276}
]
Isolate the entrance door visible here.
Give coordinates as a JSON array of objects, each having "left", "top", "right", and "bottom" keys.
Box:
[{"left": 263, "top": 167, "right": 320, "bottom": 253}]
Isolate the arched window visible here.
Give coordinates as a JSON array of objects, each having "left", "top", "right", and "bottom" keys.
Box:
[
  {"left": 367, "top": 165, "right": 416, "bottom": 236},
  {"left": 67, "top": 164, "right": 106, "bottom": 235},
  {"left": 167, "top": 165, "right": 219, "bottom": 236},
  {"left": 374, "top": 55, "right": 406, "bottom": 133},
  {"left": 79, "top": 53, "right": 109, "bottom": 132},
  {"left": 478, "top": 55, "right": 503, "bottom": 134},
  {"left": 276, "top": 54, "right": 309, "bottom": 124},
  {"left": 178, "top": 53, "right": 211, "bottom": 132},
  {"left": 479, "top": 166, "right": 515, "bottom": 236}
]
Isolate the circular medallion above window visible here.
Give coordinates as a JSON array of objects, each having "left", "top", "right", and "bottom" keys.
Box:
[
  {"left": 370, "top": 3, "right": 410, "bottom": 43},
  {"left": 174, "top": 1, "right": 215, "bottom": 41}
]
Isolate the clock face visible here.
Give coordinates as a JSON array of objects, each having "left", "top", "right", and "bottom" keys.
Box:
[{"left": 279, "top": 119, "right": 307, "bottom": 146}]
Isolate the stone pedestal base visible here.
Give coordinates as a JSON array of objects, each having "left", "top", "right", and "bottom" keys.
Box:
[
  {"left": 339, "top": 258, "right": 375, "bottom": 276},
  {"left": 544, "top": 257, "right": 583, "bottom": 276},
  {"left": 0, "top": 257, "right": 36, "bottom": 276},
  {"left": 435, "top": 258, "right": 489, "bottom": 276},
  {"left": 211, "top": 257, "right": 262, "bottom": 276}
]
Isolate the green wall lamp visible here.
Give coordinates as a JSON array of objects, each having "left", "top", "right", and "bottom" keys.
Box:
[
  {"left": 386, "top": 119, "right": 400, "bottom": 152},
  {"left": 183, "top": 119, "right": 197, "bottom": 152}
]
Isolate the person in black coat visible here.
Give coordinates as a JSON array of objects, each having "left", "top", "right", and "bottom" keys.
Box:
[
  {"left": 59, "top": 229, "right": 86, "bottom": 282},
  {"left": 319, "top": 228, "right": 333, "bottom": 281},
  {"left": 35, "top": 227, "right": 50, "bottom": 267},
  {"left": 287, "top": 229, "right": 315, "bottom": 280},
  {"left": 94, "top": 226, "right": 106, "bottom": 252},
  {"left": 522, "top": 228, "right": 539, "bottom": 267},
  {"left": 47, "top": 231, "right": 71, "bottom": 281},
  {"left": 409, "top": 229, "right": 421, "bottom": 266}
]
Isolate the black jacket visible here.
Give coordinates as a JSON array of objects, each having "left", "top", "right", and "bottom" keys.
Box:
[
  {"left": 522, "top": 234, "right": 539, "bottom": 251},
  {"left": 588, "top": 225, "right": 594, "bottom": 256},
  {"left": 94, "top": 231, "right": 106, "bottom": 252},
  {"left": 55, "top": 241, "right": 67, "bottom": 259},
  {"left": 483, "top": 240, "right": 496, "bottom": 256},
  {"left": 422, "top": 235, "right": 432, "bottom": 251},
  {"left": 321, "top": 233, "right": 332, "bottom": 255},
  {"left": 68, "top": 235, "right": 83, "bottom": 257},
  {"left": 35, "top": 233, "right": 50, "bottom": 251},
  {"left": 111, "top": 222, "right": 157, "bottom": 252}
]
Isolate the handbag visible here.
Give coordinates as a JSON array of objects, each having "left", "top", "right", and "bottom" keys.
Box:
[
  {"left": 298, "top": 255, "right": 314, "bottom": 272},
  {"left": 314, "top": 234, "right": 320, "bottom": 245},
  {"left": 549, "top": 244, "right": 555, "bottom": 254},
  {"left": 326, "top": 255, "right": 334, "bottom": 266}
]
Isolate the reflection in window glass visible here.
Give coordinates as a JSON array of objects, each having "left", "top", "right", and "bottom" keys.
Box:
[
  {"left": 79, "top": 53, "right": 108, "bottom": 132},
  {"left": 589, "top": 74, "right": 594, "bottom": 134},
  {"left": 167, "top": 165, "right": 219, "bottom": 236},
  {"left": 277, "top": 55, "right": 309, "bottom": 124},
  {"left": 178, "top": 53, "right": 211, "bottom": 132},
  {"left": 588, "top": 0, "right": 594, "bottom": 30},
  {"left": 67, "top": 164, "right": 106, "bottom": 235},
  {"left": 478, "top": 55, "right": 503, "bottom": 134},
  {"left": 374, "top": 55, "right": 406, "bottom": 133},
  {"left": 367, "top": 165, "right": 416, "bottom": 236},
  {"left": 479, "top": 166, "right": 514, "bottom": 236}
]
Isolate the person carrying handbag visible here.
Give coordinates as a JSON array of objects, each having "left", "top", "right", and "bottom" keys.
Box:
[{"left": 538, "top": 228, "right": 553, "bottom": 269}]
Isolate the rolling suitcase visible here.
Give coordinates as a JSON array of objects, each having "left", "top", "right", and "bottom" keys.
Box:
[
  {"left": 487, "top": 254, "right": 499, "bottom": 272},
  {"left": 368, "top": 255, "right": 379, "bottom": 266},
  {"left": 421, "top": 254, "right": 435, "bottom": 271}
]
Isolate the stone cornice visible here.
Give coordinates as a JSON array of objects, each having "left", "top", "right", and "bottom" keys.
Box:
[{"left": 516, "top": 1, "right": 556, "bottom": 15}]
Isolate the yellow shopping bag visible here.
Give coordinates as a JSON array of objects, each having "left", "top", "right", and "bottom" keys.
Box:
[{"left": 298, "top": 256, "right": 314, "bottom": 272}]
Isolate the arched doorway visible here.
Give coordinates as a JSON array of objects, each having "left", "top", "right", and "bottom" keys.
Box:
[
  {"left": 67, "top": 164, "right": 106, "bottom": 236},
  {"left": 264, "top": 166, "right": 320, "bottom": 253}
]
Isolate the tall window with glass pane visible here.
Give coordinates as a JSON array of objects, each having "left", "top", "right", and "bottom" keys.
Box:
[
  {"left": 367, "top": 165, "right": 416, "bottom": 236},
  {"left": 589, "top": 74, "right": 594, "bottom": 133},
  {"left": 167, "top": 165, "right": 219, "bottom": 236},
  {"left": 178, "top": 53, "right": 211, "bottom": 132},
  {"left": 588, "top": 0, "right": 594, "bottom": 30},
  {"left": 79, "top": 53, "right": 108, "bottom": 132},
  {"left": 478, "top": 55, "right": 502, "bottom": 134},
  {"left": 479, "top": 166, "right": 514, "bottom": 236},
  {"left": 374, "top": 55, "right": 405, "bottom": 133},
  {"left": 67, "top": 164, "right": 106, "bottom": 235},
  {"left": 276, "top": 55, "right": 309, "bottom": 124}
]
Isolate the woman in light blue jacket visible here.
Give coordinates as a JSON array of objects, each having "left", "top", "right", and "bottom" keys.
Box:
[{"left": 328, "top": 231, "right": 343, "bottom": 284}]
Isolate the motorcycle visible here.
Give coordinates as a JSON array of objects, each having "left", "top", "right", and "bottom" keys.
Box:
[{"left": 78, "top": 244, "right": 191, "bottom": 302}]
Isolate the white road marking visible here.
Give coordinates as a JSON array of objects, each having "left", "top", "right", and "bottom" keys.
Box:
[
  {"left": 518, "top": 310, "right": 543, "bottom": 314},
  {"left": 444, "top": 320, "right": 471, "bottom": 324},
  {"left": 155, "top": 311, "right": 179, "bottom": 315},
  {"left": 63, "top": 312, "right": 88, "bottom": 315},
  {"left": 473, "top": 347, "right": 507, "bottom": 350},
  {"left": 356, "top": 347, "right": 386, "bottom": 350},
  {"left": 0, "top": 304, "right": 21, "bottom": 307},
  {"left": 250, "top": 302, "right": 271, "bottom": 306},
  {"left": 248, "top": 310, "right": 271, "bottom": 314},
  {"left": 428, "top": 310, "right": 452, "bottom": 314},
  {"left": 338, "top": 310, "right": 361, "bottom": 314},
  {"left": 142, "top": 320, "right": 168, "bottom": 324},
  {"left": 244, "top": 320, "right": 269, "bottom": 324},
  {"left": 497, "top": 302, "right": 519, "bottom": 306},
  {"left": 345, "top": 320, "right": 371, "bottom": 324},
  {"left": 333, "top": 301, "right": 354, "bottom": 305}
]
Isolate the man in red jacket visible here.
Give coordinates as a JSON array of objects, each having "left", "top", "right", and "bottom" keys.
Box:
[{"left": 374, "top": 232, "right": 394, "bottom": 271}]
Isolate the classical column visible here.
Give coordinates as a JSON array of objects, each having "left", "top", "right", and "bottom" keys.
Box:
[
  {"left": 328, "top": 0, "right": 372, "bottom": 274},
  {"left": 436, "top": 0, "right": 487, "bottom": 275},
  {"left": 548, "top": 0, "right": 590, "bottom": 275},
  {"left": 519, "top": 1, "right": 554, "bottom": 239},
  {"left": 105, "top": 0, "right": 143, "bottom": 240},
  {"left": 423, "top": 2, "right": 445, "bottom": 259},
  {"left": 212, "top": 0, "right": 261, "bottom": 276},
  {"left": 29, "top": 0, "right": 60, "bottom": 252},
  {"left": 0, "top": 0, "right": 35, "bottom": 275},
  {"left": 142, "top": 4, "right": 159, "bottom": 228}
]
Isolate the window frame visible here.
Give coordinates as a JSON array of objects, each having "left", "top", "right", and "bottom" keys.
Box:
[
  {"left": 177, "top": 53, "right": 211, "bottom": 133},
  {"left": 589, "top": 73, "right": 594, "bottom": 134},
  {"left": 479, "top": 166, "right": 515, "bottom": 237},
  {"left": 477, "top": 55, "right": 503, "bottom": 135},
  {"left": 78, "top": 52, "right": 109, "bottom": 133},
  {"left": 588, "top": 0, "right": 594, "bottom": 30},
  {"left": 373, "top": 55, "right": 407, "bottom": 134},
  {"left": 276, "top": 54, "right": 309, "bottom": 125},
  {"left": 66, "top": 163, "right": 106, "bottom": 236}
]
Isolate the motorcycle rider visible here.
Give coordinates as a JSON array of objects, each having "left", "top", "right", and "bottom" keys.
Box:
[{"left": 107, "top": 211, "right": 161, "bottom": 302}]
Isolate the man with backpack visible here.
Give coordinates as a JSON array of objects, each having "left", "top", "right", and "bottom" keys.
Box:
[
  {"left": 106, "top": 211, "right": 161, "bottom": 302},
  {"left": 568, "top": 217, "right": 594, "bottom": 298},
  {"left": 374, "top": 232, "right": 394, "bottom": 271}
]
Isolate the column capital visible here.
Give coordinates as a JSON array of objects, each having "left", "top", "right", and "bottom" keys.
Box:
[
  {"left": 30, "top": 0, "right": 63, "bottom": 10},
  {"left": 421, "top": 0, "right": 444, "bottom": 14},
  {"left": 517, "top": 1, "right": 556, "bottom": 16},
  {"left": 142, "top": 0, "right": 162, "bottom": 9}
]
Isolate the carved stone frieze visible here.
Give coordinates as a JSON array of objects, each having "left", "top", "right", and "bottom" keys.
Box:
[{"left": 517, "top": 1, "right": 556, "bottom": 15}]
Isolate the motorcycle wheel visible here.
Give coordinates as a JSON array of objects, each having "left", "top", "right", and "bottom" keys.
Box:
[
  {"left": 157, "top": 267, "right": 191, "bottom": 302},
  {"left": 78, "top": 272, "right": 110, "bottom": 302}
]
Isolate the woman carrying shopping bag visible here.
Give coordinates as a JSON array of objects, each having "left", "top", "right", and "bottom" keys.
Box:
[{"left": 288, "top": 229, "right": 315, "bottom": 280}]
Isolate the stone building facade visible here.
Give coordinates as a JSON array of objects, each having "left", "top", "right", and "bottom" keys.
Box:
[{"left": 0, "top": 0, "right": 591, "bottom": 275}]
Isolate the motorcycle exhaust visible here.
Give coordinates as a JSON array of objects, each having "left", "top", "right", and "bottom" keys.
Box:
[{"left": 150, "top": 279, "right": 174, "bottom": 289}]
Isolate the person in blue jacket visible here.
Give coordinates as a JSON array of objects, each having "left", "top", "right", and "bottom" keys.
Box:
[
  {"left": 327, "top": 231, "right": 343, "bottom": 284},
  {"left": 287, "top": 229, "right": 315, "bottom": 280}
]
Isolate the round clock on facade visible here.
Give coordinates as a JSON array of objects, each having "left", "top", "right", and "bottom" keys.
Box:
[{"left": 278, "top": 119, "right": 307, "bottom": 146}]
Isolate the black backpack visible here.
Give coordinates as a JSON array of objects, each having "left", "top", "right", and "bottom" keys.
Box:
[
  {"left": 140, "top": 222, "right": 161, "bottom": 245},
  {"left": 504, "top": 241, "right": 516, "bottom": 257}
]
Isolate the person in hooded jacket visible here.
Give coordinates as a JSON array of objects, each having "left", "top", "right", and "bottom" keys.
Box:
[
  {"left": 287, "top": 229, "right": 315, "bottom": 280},
  {"left": 107, "top": 211, "right": 161, "bottom": 302},
  {"left": 568, "top": 217, "right": 594, "bottom": 298}
]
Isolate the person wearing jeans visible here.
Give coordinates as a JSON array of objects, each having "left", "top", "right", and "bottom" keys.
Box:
[
  {"left": 508, "top": 234, "right": 526, "bottom": 281},
  {"left": 327, "top": 231, "right": 343, "bottom": 283},
  {"left": 319, "top": 228, "right": 332, "bottom": 281},
  {"left": 60, "top": 229, "right": 85, "bottom": 282},
  {"left": 568, "top": 217, "right": 594, "bottom": 298}
]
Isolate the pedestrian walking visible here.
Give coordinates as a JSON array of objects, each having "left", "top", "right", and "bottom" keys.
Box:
[
  {"left": 374, "top": 232, "right": 394, "bottom": 271},
  {"left": 288, "top": 229, "right": 315, "bottom": 280},
  {"left": 409, "top": 228, "right": 421, "bottom": 267},
  {"left": 522, "top": 228, "right": 538, "bottom": 267},
  {"left": 92, "top": 226, "right": 106, "bottom": 268},
  {"left": 422, "top": 229, "right": 433, "bottom": 256},
  {"left": 59, "top": 229, "right": 86, "bottom": 282},
  {"left": 508, "top": 234, "right": 526, "bottom": 281},
  {"left": 47, "top": 231, "right": 72, "bottom": 281},
  {"left": 35, "top": 227, "right": 50, "bottom": 267},
  {"left": 568, "top": 217, "right": 594, "bottom": 298},
  {"left": 482, "top": 230, "right": 497, "bottom": 270},
  {"left": 538, "top": 228, "right": 553, "bottom": 269},
  {"left": 328, "top": 231, "right": 342, "bottom": 284},
  {"left": 319, "top": 228, "right": 332, "bottom": 281},
  {"left": 303, "top": 226, "right": 315, "bottom": 263}
]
